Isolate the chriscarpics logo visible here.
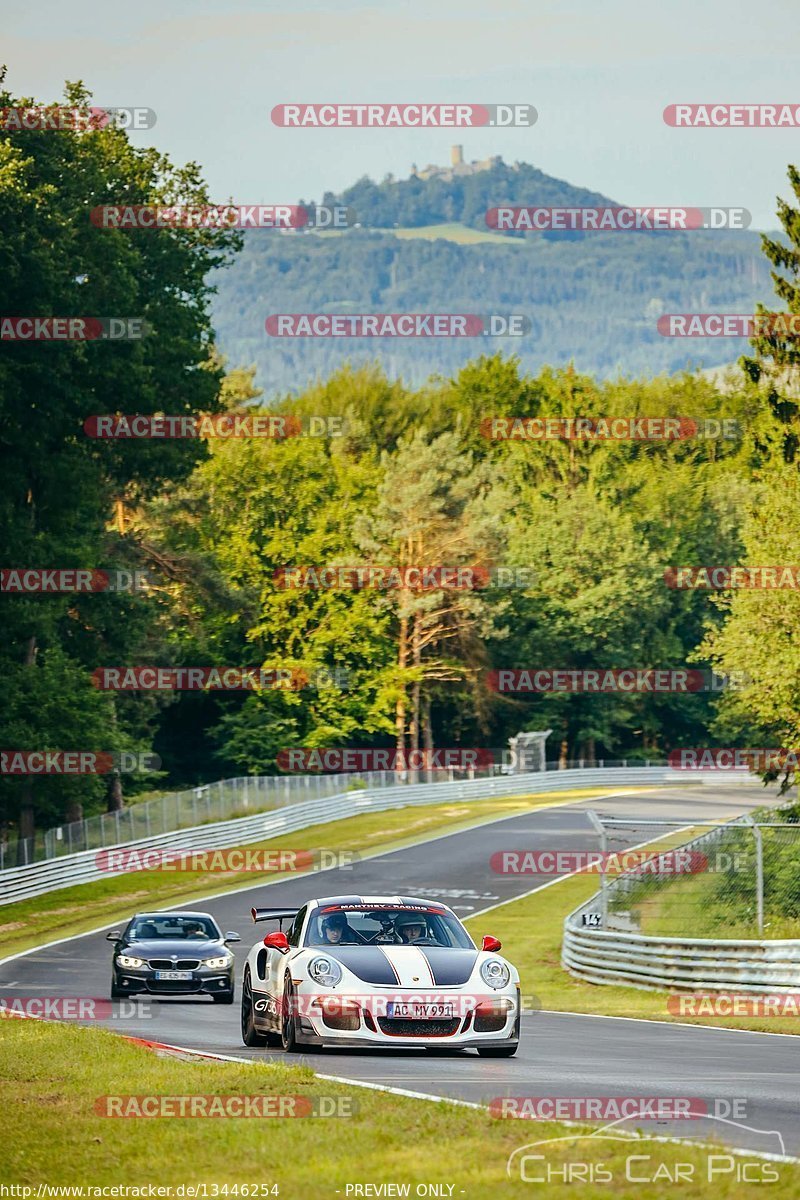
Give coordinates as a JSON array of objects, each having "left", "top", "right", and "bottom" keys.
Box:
[{"left": 506, "top": 1116, "right": 787, "bottom": 1185}]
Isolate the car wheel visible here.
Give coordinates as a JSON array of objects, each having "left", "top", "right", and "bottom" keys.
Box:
[
  {"left": 477, "top": 1043, "right": 518, "bottom": 1058},
  {"left": 241, "top": 969, "right": 268, "bottom": 1047},
  {"left": 213, "top": 991, "right": 234, "bottom": 1005},
  {"left": 281, "top": 978, "right": 301, "bottom": 1052}
]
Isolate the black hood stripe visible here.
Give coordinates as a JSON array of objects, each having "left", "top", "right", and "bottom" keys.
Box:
[
  {"left": 325, "top": 946, "right": 399, "bottom": 985},
  {"left": 418, "top": 949, "right": 478, "bottom": 986}
]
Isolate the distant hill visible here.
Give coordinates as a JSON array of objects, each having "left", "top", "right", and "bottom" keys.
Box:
[
  {"left": 316, "top": 158, "right": 617, "bottom": 233},
  {"left": 210, "top": 159, "right": 774, "bottom": 397}
]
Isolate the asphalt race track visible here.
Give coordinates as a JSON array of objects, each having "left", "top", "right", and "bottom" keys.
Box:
[{"left": 2, "top": 784, "right": 799, "bottom": 1157}]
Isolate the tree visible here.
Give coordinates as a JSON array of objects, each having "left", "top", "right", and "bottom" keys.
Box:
[
  {"left": 0, "top": 72, "right": 238, "bottom": 844},
  {"left": 353, "top": 429, "right": 508, "bottom": 777}
]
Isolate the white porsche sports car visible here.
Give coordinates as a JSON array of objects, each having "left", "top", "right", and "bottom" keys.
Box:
[{"left": 240, "top": 894, "right": 520, "bottom": 1055}]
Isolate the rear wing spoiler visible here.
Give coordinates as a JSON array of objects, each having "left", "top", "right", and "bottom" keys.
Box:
[{"left": 251, "top": 907, "right": 298, "bottom": 929}]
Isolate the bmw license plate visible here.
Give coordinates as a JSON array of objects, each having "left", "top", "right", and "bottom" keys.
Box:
[
  {"left": 154, "top": 970, "right": 192, "bottom": 981},
  {"left": 386, "top": 1002, "right": 454, "bottom": 1019}
]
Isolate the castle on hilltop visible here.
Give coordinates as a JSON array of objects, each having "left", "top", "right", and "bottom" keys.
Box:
[{"left": 410, "top": 145, "right": 517, "bottom": 182}]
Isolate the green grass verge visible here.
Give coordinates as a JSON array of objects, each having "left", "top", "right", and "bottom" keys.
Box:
[
  {"left": 389, "top": 222, "right": 521, "bottom": 245},
  {"left": 465, "top": 853, "right": 800, "bottom": 1036},
  {"left": 632, "top": 860, "right": 800, "bottom": 942},
  {"left": 0, "top": 789, "right": 626, "bottom": 961},
  {"left": 2, "top": 1019, "right": 795, "bottom": 1195},
  {"left": 310, "top": 222, "right": 521, "bottom": 245}
]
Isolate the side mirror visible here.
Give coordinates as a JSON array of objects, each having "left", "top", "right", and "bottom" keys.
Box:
[
  {"left": 224, "top": 931, "right": 241, "bottom": 944},
  {"left": 106, "top": 931, "right": 122, "bottom": 941},
  {"left": 482, "top": 935, "right": 502, "bottom": 952},
  {"left": 264, "top": 931, "right": 290, "bottom": 952}
]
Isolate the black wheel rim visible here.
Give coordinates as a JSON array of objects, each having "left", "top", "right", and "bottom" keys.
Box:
[
  {"left": 241, "top": 972, "right": 253, "bottom": 1039},
  {"left": 281, "top": 983, "right": 294, "bottom": 1049}
]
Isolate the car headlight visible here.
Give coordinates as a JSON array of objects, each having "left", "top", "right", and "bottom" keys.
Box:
[
  {"left": 203, "top": 955, "right": 232, "bottom": 970},
  {"left": 117, "top": 954, "right": 144, "bottom": 968},
  {"left": 480, "top": 958, "right": 510, "bottom": 989},
  {"left": 308, "top": 955, "right": 342, "bottom": 987}
]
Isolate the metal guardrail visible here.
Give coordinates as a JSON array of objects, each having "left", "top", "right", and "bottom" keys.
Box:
[
  {"left": 562, "top": 924, "right": 800, "bottom": 993},
  {"left": 563, "top": 808, "right": 800, "bottom": 993},
  {"left": 0, "top": 765, "right": 686, "bottom": 907},
  {"left": 5, "top": 757, "right": 677, "bottom": 868}
]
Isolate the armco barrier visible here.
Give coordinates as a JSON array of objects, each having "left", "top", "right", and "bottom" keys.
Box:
[
  {"left": 562, "top": 923, "right": 800, "bottom": 993},
  {"left": 562, "top": 808, "right": 800, "bottom": 993},
  {"left": 0, "top": 765, "right": 687, "bottom": 906}
]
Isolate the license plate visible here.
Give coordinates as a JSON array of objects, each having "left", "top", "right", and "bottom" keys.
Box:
[
  {"left": 154, "top": 970, "right": 192, "bottom": 981},
  {"left": 386, "top": 1002, "right": 454, "bottom": 1019}
]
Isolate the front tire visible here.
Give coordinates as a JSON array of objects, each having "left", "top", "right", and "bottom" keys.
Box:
[
  {"left": 241, "top": 969, "right": 268, "bottom": 1047},
  {"left": 280, "top": 978, "right": 300, "bottom": 1052},
  {"left": 213, "top": 991, "right": 234, "bottom": 1005},
  {"left": 477, "top": 1043, "right": 518, "bottom": 1058}
]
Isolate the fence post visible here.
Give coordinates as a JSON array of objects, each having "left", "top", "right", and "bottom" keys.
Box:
[
  {"left": 586, "top": 810, "right": 608, "bottom": 928},
  {"left": 744, "top": 816, "right": 764, "bottom": 936}
]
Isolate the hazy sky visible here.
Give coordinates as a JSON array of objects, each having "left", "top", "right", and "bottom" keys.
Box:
[{"left": 3, "top": 0, "right": 799, "bottom": 228}]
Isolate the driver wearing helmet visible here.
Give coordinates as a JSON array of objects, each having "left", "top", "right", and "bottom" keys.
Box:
[
  {"left": 321, "top": 911, "right": 357, "bottom": 944},
  {"left": 394, "top": 912, "right": 427, "bottom": 944}
]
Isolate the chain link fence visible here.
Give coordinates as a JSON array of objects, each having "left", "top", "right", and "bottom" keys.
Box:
[
  {"left": 1, "top": 756, "right": 676, "bottom": 870},
  {"left": 587, "top": 803, "right": 800, "bottom": 940}
]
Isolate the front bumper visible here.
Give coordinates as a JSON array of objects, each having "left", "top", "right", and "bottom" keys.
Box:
[
  {"left": 292, "top": 986, "right": 520, "bottom": 1048},
  {"left": 115, "top": 968, "right": 233, "bottom": 997}
]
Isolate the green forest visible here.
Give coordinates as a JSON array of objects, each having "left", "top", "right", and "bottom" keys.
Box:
[{"left": 2, "top": 78, "right": 800, "bottom": 850}]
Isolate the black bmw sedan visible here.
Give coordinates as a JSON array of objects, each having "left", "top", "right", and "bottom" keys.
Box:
[{"left": 107, "top": 910, "right": 240, "bottom": 1003}]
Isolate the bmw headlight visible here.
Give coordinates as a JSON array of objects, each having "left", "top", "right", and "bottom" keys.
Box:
[
  {"left": 203, "top": 955, "right": 232, "bottom": 970},
  {"left": 308, "top": 956, "right": 342, "bottom": 987},
  {"left": 117, "top": 954, "right": 144, "bottom": 968},
  {"left": 480, "top": 958, "right": 510, "bottom": 989}
]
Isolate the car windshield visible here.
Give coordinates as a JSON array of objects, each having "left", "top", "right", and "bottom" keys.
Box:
[
  {"left": 305, "top": 906, "right": 474, "bottom": 948},
  {"left": 127, "top": 915, "right": 220, "bottom": 941}
]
